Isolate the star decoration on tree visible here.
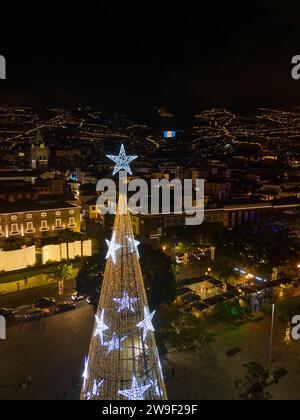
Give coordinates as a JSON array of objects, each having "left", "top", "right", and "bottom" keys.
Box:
[
  {"left": 137, "top": 307, "right": 156, "bottom": 341},
  {"left": 107, "top": 144, "right": 138, "bottom": 176},
  {"left": 150, "top": 379, "right": 161, "bottom": 397},
  {"left": 86, "top": 379, "right": 104, "bottom": 400},
  {"left": 127, "top": 236, "right": 140, "bottom": 259},
  {"left": 93, "top": 310, "right": 109, "bottom": 345},
  {"left": 118, "top": 375, "right": 151, "bottom": 401},
  {"left": 106, "top": 232, "right": 122, "bottom": 264},
  {"left": 104, "top": 333, "right": 127, "bottom": 354},
  {"left": 82, "top": 357, "right": 89, "bottom": 390},
  {"left": 113, "top": 291, "right": 138, "bottom": 313}
]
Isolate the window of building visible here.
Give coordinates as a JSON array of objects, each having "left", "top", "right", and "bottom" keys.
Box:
[
  {"left": 0, "top": 225, "right": 4, "bottom": 237},
  {"left": 40, "top": 220, "right": 49, "bottom": 231},
  {"left": 27, "top": 214, "right": 33, "bottom": 219},
  {"left": 56, "top": 211, "right": 61, "bottom": 216},
  {"left": 54, "top": 219, "right": 62, "bottom": 229},
  {"left": 10, "top": 223, "right": 20, "bottom": 235},
  {"left": 41, "top": 212, "right": 47, "bottom": 218},
  {"left": 68, "top": 217, "right": 76, "bottom": 227},
  {"left": 26, "top": 222, "right": 35, "bottom": 233},
  {"left": 11, "top": 215, "right": 17, "bottom": 221},
  {"left": 69, "top": 210, "right": 75, "bottom": 215}
]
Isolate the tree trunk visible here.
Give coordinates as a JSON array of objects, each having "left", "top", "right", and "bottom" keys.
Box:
[{"left": 58, "top": 280, "right": 64, "bottom": 296}]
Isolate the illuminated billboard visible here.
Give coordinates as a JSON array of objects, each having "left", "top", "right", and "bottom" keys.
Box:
[{"left": 164, "top": 131, "right": 176, "bottom": 138}]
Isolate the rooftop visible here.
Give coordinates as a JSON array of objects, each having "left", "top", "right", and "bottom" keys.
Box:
[{"left": 0, "top": 199, "right": 80, "bottom": 214}]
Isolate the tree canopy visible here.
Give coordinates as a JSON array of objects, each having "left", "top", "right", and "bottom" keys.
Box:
[
  {"left": 219, "top": 222, "right": 300, "bottom": 275},
  {"left": 156, "top": 304, "right": 214, "bottom": 352},
  {"left": 235, "top": 362, "right": 272, "bottom": 400}
]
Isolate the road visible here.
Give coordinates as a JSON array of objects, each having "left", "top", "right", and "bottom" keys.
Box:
[
  {"left": 0, "top": 302, "right": 94, "bottom": 400},
  {"left": 1, "top": 300, "right": 300, "bottom": 400},
  {"left": 3, "top": 112, "right": 67, "bottom": 144},
  {"left": 0, "top": 279, "right": 77, "bottom": 310}
]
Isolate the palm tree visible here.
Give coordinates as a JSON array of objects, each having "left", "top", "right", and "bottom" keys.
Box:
[
  {"left": 0, "top": 237, "right": 31, "bottom": 252},
  {"left": 58, "top": 230, "right": 88, "bottom": 262},
  {"left": 58, "top": 230, "right": 75, "bottom": 262},
  {"left": 47, "top": 264, "right": 73, "bottom": 296},
  {"left": 73, "top": 231, "right": 88, "bottom": 263}
]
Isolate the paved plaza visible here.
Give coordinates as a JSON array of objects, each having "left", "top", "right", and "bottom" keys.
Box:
[{"left": 0, "top": 303, "right": 299, "bottom": 400}]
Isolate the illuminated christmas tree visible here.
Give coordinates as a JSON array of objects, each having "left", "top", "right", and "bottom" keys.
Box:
[{"left": 80, "top": 145, "right": 168, "bottom": 401}]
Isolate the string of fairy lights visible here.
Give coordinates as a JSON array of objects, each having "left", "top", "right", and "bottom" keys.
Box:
[{"left": 80, "top": 145, "right": 168, "bottom": 401}]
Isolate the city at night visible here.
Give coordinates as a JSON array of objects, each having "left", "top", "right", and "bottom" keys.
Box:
[{"left": 1, "top": 1, "right": 300, "bottom": 406}]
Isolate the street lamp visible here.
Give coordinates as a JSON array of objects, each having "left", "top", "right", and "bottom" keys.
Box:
[{"left": 269, "top": 303, "right": 275, "bottom": 365}]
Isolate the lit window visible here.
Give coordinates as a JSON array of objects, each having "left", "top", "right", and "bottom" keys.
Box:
[
  {"left": 68, "top": 217, "right": 76, "bottom": 227},
  {"left": 10, "top": 223, "right": 20, "bottom": 235},
  {"left": 41, "top": 213, "right": 47, "bottom": 218},
  {"left": 69, "top": 210, "right": 75, "bottom": 215},
  {"left": 40, "top": 220, "right": 49, "bottom": 231},
  {"left": 11, "top": 215, "right": 17, "bottom": 221},
  {"left": 27, "top": 214, "right": 33, "bottom": 219},
  {"left": 26, "top": 222, "right": 35, "bottom": 233},
  {"left": 56, "top": 211, "right": 61, "bottom": 216},
  {"left": 54, "top": 219, "right": 62, "bottom": 229}
]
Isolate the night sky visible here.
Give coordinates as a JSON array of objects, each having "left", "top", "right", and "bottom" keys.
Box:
[{"left": 1, "top": 1, "right": 300, "bottom": 114}]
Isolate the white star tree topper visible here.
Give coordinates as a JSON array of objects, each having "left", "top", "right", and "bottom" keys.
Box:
[
  {"left": 93, "top": 310, "right": 109, "bottom": 345},
  {"left": 118, "top": 375, "right": 151, "bottom": 401},
  {"left": 106, "top": 232, "right": 122, "bottom": 264},
  {"left": 107, "top": 144, "right": 138, "bottom": 176},
  {"left": 113, "top": 291, "right": 138, "bottom": 313},
  {"left": 104, "top": 333, "right": 127, "bottom": 354},
  {"left": 137, "top": 307, "right": 156, "bottom": 341},
  {"left": 127, "top": 236, "right": 140, "bottom": 259}
]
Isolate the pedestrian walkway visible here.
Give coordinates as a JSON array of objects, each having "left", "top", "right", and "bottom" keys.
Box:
[{"left": 0, "top": 269, "right": 78, "bottom": 297}]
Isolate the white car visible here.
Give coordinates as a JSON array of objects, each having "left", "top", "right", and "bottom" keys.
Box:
[{"left": 71, "top": 292, "right": 85, "bottom": 302}]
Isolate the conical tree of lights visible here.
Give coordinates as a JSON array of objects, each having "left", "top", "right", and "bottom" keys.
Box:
[{"left": 80, "top": 145, "right": 168, "bottom": 401}]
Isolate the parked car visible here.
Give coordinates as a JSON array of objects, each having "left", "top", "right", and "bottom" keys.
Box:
[
  {"left": 55, "top": 301, "right": 76, "bottom": 313},
  {"left": 176, "top": 254, "right": 189, "bottom": 264},
  {"left": 24, "top": 308, "right": 50, "bottom": 321},
  {"left": 191, "top": 251, "right": 210, "bottom": 262},
  {"left": 0, "top": 308, "right": 15, "bottom": 320},
  {"left": 33, "top": 297, "right": 56, "bottom": 309},
  {"left": 86, "top": 296, "right": 93, "bottom": 305},
  {"left": 71, "top": 292, "right": 85, "bottom": 302}
]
